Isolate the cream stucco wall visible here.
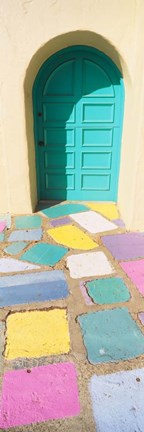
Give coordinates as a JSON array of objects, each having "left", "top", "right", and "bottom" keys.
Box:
[{"left": 0, "top": 0, "right": 144, "bottom": 229}]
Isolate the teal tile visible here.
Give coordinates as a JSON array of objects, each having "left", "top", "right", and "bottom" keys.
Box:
[
  {"left": 86, "top": 277, "right": 130, "bottom": 305},
  {"left": 0, "top": 233, "right": 4, "bottom": 242},
  {"left": 78, "top": 307, "right": 144, "bottom": 364},
  {"left": 20, "top": 242, "right": 68, "bottom": 266},
  {"left": 15, "top": 215, "right": 42, "bottom": 229},
  {"left": 42, "top": 203, "right": 89, "bottom": 219},
  {"left": 4, "top": 242, "right": 27, "bottom": 255}
]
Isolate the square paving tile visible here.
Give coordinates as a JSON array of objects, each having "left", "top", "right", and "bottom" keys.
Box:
[
  {"left": 87, "top": 202, "right": 119, "bottom": 220},
  {"left": 78, "top": 307, "right": 144, "bottom": 364},
  {"left": 20, "top": 242, "right": 68, "bottom": 266},
  {"left": 102, "top": 232, "right": 144, "bottom": 260},
  {"left": 48, "top": 225, "right": 98, "bottom": 250},
  {"left": 0, "top": 362, "right": 80, "bottom": 429},
  {"left": 5, "top": 309, "right": 70, "bottom": 359},
  {"left": 50, "top": 217, "right": 71, "bottom": 227},
  {"left": 15, "top": 215, "right": 42, "bottom": 229},
  {"left": 90, "top": 368, "right": 144, "bottom": 432},
  {"left": 0, "top": 270, "right": 69, "bottom": 307},
  {"left": 4, "top": 242, "right": 27, "bottom": 255},
  {"left": 86, "top": 277, "right": 130, "bottom": 304},
  {"left": 0, "top": 258, "right": 40, "bottom": 273},
  {"left": 67, "top": 251, "right": 115, "bottom": 279},
  {"left": 8, "top": 228, "right": 43, "bottom": 242},
  {"left": 42, "top": 203, "right": 89, "bottom": 218},
  {"left": 120, "top": 259, "right": 144, "bottom": 296},
  {"left": 70, "top": 211, "right": 117, "bottom": 234}
]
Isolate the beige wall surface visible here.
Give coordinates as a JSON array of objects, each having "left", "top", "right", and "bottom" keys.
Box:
[{"left": 0, "top": 0, "right": 144, "bottom": 229}]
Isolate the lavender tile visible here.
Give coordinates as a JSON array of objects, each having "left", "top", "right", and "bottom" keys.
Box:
[{"left": 102, "top": 232, "right": 144, "bottom": 260}]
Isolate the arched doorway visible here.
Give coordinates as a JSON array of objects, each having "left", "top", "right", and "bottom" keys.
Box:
[{"left": 33, "top": 45, "right": 124, "bottom": 201}]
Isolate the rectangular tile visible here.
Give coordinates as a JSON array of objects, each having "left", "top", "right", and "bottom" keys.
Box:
[{"left": 8, "top": 229, "right": 43, "bottom": 242}]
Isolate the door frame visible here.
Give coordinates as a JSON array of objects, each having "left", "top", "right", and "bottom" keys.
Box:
[{"left": 33, "top": 45, "right": 124, "bottom": 201}]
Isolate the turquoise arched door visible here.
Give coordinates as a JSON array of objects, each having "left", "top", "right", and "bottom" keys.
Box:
[{"left": 33, "top": 46, "right": 124, "bottom": 201}]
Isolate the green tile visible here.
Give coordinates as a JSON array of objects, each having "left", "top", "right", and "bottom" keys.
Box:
[
  {"left": 15, "top": 215, "right": 42, "bottom": 229},
  {"left": 20, "top": 243, "right": 68, "bottom": 266},
  {"left": 4, "top": 242, "right": 27, "bottom": 255},
  {"left": 86, "top": 277, "right": 130, "bottom": 304},
  {"left": 0, "top": 233, "right": 4, "bottom": 242},
  {"left": 42, "top": 203, "right": 89, "bottom": 219}
]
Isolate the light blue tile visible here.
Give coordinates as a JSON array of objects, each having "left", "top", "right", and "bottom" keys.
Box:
[
  {"left": 20, "top": 242, "right": 68, "bottom": 266},
  {"left": 42, "top": 203, "right": 89, "bottom": 218},
  {"left": 4, "top": 242, "right": 27, "bottom": 255},
  {"left": 0, "top": 213, "right": 11, "bottom": 229},
  {"left": 15, "top": 215, "right": 42, "bottom": 229},
  {"left": 86, "top": 277, "right": 130, "bottom": 304},
  {"left": 0, "top": 233, "right": 5, "bottom": 242},
  {"left": 78, "top": 307, "right": 144, "bottom": 364},
  {"left": 8, "top": 228, "right": 43, "bottom": 242}
]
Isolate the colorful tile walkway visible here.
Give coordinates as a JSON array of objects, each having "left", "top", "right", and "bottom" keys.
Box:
[{"left": 0, "top": 201, "right": 144, "bottom": 431}]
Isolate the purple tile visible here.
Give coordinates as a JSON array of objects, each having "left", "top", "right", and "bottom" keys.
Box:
[
  {"left": 50, "top": 217, "right": 71, "bottom": 227},
  {"left": 139, "top": 312, "right": 144, "bottom": 325},
  {"left": 102, "top": 232, "right": 144, "bottom": 260},
  {"left": 112, "top": 218, "right": 125, "bottom": 227}
]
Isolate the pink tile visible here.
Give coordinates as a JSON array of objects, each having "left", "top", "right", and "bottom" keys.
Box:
[
  {"left": 120, "top": 259, "right": 144, "bottom": 296},
  {"left": 0, "top": 363, "right": 80, "bottom": 429},
  {"left": 80, "top": 282, "right": 93, "bottom": 305},
  {"left": 0, "top": 221, "right": 6, "bottom": 233}
]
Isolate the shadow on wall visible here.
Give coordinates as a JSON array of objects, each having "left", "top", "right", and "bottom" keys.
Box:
[{"left": 24, "top": 30, "right": 129, "bottom": 210}]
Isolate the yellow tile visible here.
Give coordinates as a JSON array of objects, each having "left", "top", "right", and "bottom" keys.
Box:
[
  {"left": 5, "top": 309, "right": 70, "bottom": 360},
  {"left": 87, "top": 203, "right": 119, "bottom": 220},
  {"left": 48, "top": 225, "right": 98, "bottom": 250}
]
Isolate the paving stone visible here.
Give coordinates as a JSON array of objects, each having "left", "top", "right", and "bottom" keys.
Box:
[
  {"left": 113, "top": 218, "right": 125, "bottom": 227},
  {"left": 0, "top": 321, "right": 5, "bottom": 374},
  {"left": 102, "top": 232, "right": 144, "bottom": 260},
  {"left": 78, "top": 307, "right": 144, "bottom": 364},
  {"left": 86, "top": 277, "right": 130, "bottom": 304},
  {"left": 0, "top": 213, "right": 11, "bottom": 229},
  {"left": 20, "top": 242, "right": 68, "bottom": 266},
  {"left": 15, "top": 215, "right": 42, "bottom": 229},
  {"left": 0, "top": 221, "right": 6, "bottom": 232},
  {"left": 70, "top": 211, "right": 117, "bottom": 234},
  {"left": 5, "top": 309, "right": 70, "bottom": 360},
  {"left": 67, "top": 251, "right": 115, "bottom": 279},
  {"left": 42, "top": 203, "right": 89, "bottom": 218},
  {"left": 4, "top": 242, "right": 27, "bottom": 255},
  {"left": 48, "top": 225, "right": 98, "bottom": 250},
  {"left": 139, "top": 312, "right": 144, "bottom": 325},
  {"left": 0, "top": 233, "right": 5, "bottom": 242},
  {"left": 0, "top": 258, "right": 40, "bottom": 273},
  {"left": 90, "top": 368, "right": 144, "bottom": 432},
  {"left": 80, "top": 282, "right": 93, "bottom": 305},
  {"left": 50, "top": 217, "right": 71, "bottom": 227},
  {"left": 8, "top": 228, "right": 43, "bottom": 242},
  {"left": 0, "top": 270, "right": 69, "bottom": 307},
  {"left": 0, "top": 362, "right": 80, "bottom": 429},
  {"left": 87, "top": 202, "right": 119, "bottom": 220},
  {"left": 120, "top": 259, "right": 144, "bottom": 296}
]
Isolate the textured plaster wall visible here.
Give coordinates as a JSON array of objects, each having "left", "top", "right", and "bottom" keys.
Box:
[{"left": 0, "top": 0, "right": 144, "bottom": 229}]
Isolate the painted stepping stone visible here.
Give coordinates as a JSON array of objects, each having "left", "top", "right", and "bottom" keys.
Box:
[
  {"left": 20, "top": 243, "right": 68, "bottom": 266},
  {"left": 42, "top": 203, "right": 89, "bottom": 218},
  {"left": 15, "top": 215, "right": 42, "bottom": 229},
  {"left": 90, "top": 368, "right": 144, "bottom": 432},
  {"left": 0, "top": 233, "right": 5, "bottom": 242},
  {"left": 86, "top": 277, "right": 130, "bottom": 304},
  {"left": 0, "top": 363, "right": 80, "bottom": 429},
  {"left": 5, "top": 309, "right": 70, "bottom": 359},
  {"left": 78, "top": 307, "right": 144, "bottom": 364},
  {"left": 102, "top": 232, "right": 144, "bottom": 260},
  {"left": 48, "top": 225, "right": 98, "bottom": 250},
  {"left": 0, "top": 258, "right": 40, "bottom": 273},
  {"left": 0, "top": 322, "right": 5, "bottom": 374},
  {"left": 0, "top": 270, "right": 69, "bottom": 307},
  {"left": 139, "top": 312, "right": 144, "bottom": 325},
  {"left": 70, "top": 211, "right": 117, "bottom": 234},
  {"left": 67, "top": 251, "right": 115, "bottom": 279},
  {"left": 120, "top": 259, "right": 144, "bottom": 296},
  {"left": 0, "top": 221, "right": 6, "bottom": 233},
  {"left": 4, "top": 242, "right": 27, "bottom": 255},
  {"left": 50, "top": 216, "right": 71, "bottom": 227},
  {"left": 8, "top": 228, "right": 43, "bottom": 242},
  {"left": 0, "top": 213, "right": 11, "bottom": 229},
  {"left": 87, "top": 202, "right": 119, "bottom": 220},
  {"left": 80, "top": 282, "right": 93, "bottom": 305},
  {"left": 113, "top": 218, "right": 125, "bottom": 227}
]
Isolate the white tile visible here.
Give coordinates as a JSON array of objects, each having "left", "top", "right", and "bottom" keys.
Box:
[
  {"left": 66, "top": 251, "right": 115, "bottom": 279},
  {"left": 70, "top": 211, "right": 118, "bottom": 234},
  {"left": 0, "top": 258, "right": 40, "bottom": 273}
]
